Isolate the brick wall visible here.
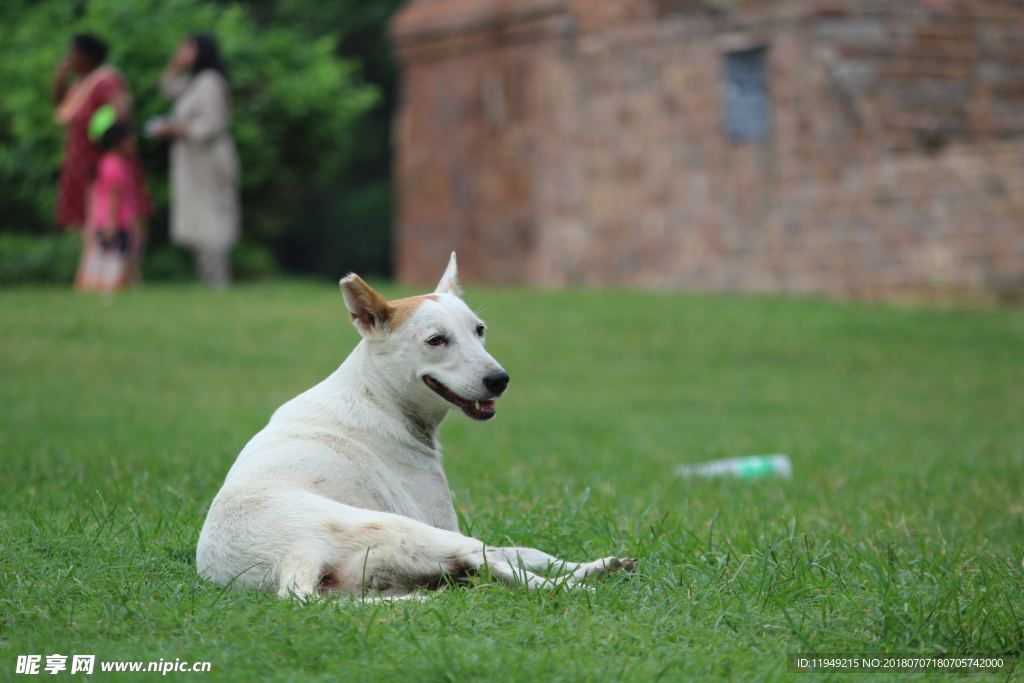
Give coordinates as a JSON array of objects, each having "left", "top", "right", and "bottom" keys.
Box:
[{"left": 392, "top": 0, "right": 1024, "bottom": 299}]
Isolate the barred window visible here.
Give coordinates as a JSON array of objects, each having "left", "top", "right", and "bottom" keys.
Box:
[{"left": 723, "top": 47, "right": 771, "bottom": 142}]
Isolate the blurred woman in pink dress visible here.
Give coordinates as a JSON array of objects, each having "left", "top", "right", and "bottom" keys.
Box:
[{"left": 51, "top": 34, "right": 150, "bottom": 232}]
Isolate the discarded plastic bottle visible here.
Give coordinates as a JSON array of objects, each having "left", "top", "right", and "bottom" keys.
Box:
[{"left": 676, "top": 454, "right": 792, "bottom": 479}]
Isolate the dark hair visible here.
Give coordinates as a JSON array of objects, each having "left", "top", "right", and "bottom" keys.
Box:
[
  {"left": 98, "top": 121, "right": 132, "bottom": 152},
  {"left": 190, "top": 34, "right": 229, "bottom": 80},
  {"left": 72, "top": 33, "right": 108, "bottom": 65}
]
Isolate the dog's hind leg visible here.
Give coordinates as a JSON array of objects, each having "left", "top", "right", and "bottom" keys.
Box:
[
  {"left": 473, "top": 549, "right": 569, "bottom": 589},
  {"left": 325, "top": 514, "right": 562, "bottom": 593},
  {"left": 276, "top": 546, "right": 333, "bottom": 599},
  {"left": 281, "top": 503, "right": 571, "bottom": 595},
  {"left": 488, "top": 547, "right": 637, "bottom": 583},
  {"left": 257, "top": 493, "right": 619, "bottom": 598}
]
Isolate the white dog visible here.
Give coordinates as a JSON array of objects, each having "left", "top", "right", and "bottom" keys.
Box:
[{"left": 196, "top": 254, "right": 635, "bottom": 599}]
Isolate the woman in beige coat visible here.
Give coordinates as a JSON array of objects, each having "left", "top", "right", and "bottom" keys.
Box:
[{"left": 154, "top": 35, "right": 239, "bottom": 287}]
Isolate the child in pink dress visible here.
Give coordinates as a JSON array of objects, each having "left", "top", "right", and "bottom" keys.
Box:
[{"left": 76, "top": 122, "right": 141, "bottom": 293}]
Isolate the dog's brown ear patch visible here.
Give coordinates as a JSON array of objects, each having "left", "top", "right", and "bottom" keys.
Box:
[
  {"left": 389, "top": 294, "right": 439, "bottom": 330},
  {"left": 340, "top": 274, "right": 391, "bottom": 336}
]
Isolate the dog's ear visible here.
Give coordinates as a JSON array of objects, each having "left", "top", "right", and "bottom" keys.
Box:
[
  {"left": 435, "top": 251, "right": 462, "bottom": 297},
  {"left": 340, "top": 274, "right": 391, "bottom": 337}
]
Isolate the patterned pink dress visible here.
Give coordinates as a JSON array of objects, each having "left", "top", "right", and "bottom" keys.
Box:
[{"left": 55, "top": 66, "right": 151, "bottom": 227}]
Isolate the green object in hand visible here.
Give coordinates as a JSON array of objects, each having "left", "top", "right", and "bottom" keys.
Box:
[{"left": 88, "top": 104, "right": 117, "bottom": 142}]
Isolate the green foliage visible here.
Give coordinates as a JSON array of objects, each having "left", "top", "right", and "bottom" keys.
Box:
[
  {"left": 0, "top": 0, "right": 379, "bottom": 272},
  {"left": 142, "top": 240, "right": 277, "bottom": 282},
  {"left": 0, "top": 231, "right": 79, "bottom": 285},
  {"left": 231, "top": 240, "right": 277, "bottom": 280},
  {"left": 0, "top": 232, "right": 278, "bottom": 285},
  {"left": 1, "top": 285, "right": 1023, "bottom": 679},
  {"left": 142, "top": 243, "right": 193, "bottom": 282},
  {"left": 246, "top": 0, "right": 402, "bottom": 278}
]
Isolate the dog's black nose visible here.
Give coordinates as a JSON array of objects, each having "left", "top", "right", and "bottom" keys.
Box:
[{"left": 483, "top": 371, "right": 510, "bottom": 396}]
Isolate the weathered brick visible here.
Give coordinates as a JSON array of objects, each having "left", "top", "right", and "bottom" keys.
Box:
[{"left": 392, "top": 0, "right": 1024, "bottom": 300}]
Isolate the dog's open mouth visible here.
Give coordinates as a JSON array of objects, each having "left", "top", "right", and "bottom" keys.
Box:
[{"left": 422, "top": 376, "right": 497, "bottom": 421}]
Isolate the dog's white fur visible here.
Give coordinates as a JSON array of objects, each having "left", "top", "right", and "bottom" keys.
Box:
[{"left": 196, "top": 254, "right": 634, "bottom": 599}]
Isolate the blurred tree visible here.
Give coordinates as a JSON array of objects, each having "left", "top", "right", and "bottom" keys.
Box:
[
  {"left": 243, "top": 0, "right": 402, "bottom": 278},
  {"left": 0, "top": 0, "right": 383, "bottom": 278}
]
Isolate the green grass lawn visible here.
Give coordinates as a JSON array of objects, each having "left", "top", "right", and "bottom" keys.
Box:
[{"left": 1, "top": 282, "right": 1022, "bottom": 680}]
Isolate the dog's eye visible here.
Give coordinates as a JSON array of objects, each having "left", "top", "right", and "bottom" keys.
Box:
[
  {"left": 425, "top": 334, "right": 448, "bottom": 347},
  {"left": 475, "top": 324, "right": 486, "bottom": 337}
]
